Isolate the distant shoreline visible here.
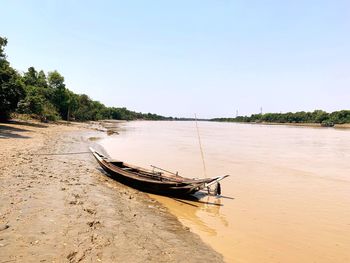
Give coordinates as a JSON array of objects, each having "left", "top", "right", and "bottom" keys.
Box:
[
  {"left": 210, "top": 120, "right": 350, "bottom": 129},
  {"left": 96, "top": 118, "right": 350, "bottom": 129}
]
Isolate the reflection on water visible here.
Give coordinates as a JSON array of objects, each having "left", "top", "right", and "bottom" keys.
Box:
[
  {"left": 100, "top": 121, "right": 350, "bottom": 263},
  {"left": 157, "top": 193, "right": 229, "bottom": 237},
  {"left": 161, "top": 195, "right": 223, "bottom": 236}
]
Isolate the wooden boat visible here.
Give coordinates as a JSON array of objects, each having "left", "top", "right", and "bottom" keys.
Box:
[{"left": 90, "top": 147, "right": 229, "bottom": 196}]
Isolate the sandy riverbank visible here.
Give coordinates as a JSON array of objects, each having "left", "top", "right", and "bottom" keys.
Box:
[{"left": 0, "top": 120, "right": 223, "bottom": 262}]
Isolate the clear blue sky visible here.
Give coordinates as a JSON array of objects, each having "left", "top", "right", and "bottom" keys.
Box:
[{"left": 1, "top": 0, "right": 349, "bottom": 118}]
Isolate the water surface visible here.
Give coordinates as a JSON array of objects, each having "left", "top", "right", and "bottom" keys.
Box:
[{"left": 100, "top": 121, "right": 350, "bottom": 262}]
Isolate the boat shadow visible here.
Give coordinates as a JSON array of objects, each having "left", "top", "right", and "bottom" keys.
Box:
[{"left": 173, "top": 192, "right": 234, "bottom": 208}]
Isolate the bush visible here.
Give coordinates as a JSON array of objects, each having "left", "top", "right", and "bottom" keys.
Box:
[
  {"left": 17, "top": 95, "right": 44, "bottom": 115},
  {"left": 42, "top": 102, "right": 60, "bottom": 121},
  {"left": 17, "top": 95, "right": 60, "bottom": 122},
  {"left": 321, "top": 120, "right": 334, "bottom": 127}
]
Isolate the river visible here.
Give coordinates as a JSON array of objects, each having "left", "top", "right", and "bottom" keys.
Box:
[{"left": 99, "top": 121, "right": 350, "bottom": 263}]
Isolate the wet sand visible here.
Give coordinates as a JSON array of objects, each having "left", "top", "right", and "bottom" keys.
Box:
[{"left": 0, "top": 120, "right": 223, "bottom": 262}]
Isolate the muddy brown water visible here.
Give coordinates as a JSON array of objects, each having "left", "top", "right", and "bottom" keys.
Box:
[{"left": 100, "top": 121, "right": 350, "bottom": 263}]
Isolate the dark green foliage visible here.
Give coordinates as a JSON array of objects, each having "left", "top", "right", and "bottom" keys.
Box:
[
  {"left": 23, "top": 68, "right": 48, "bottom": 89},
  {"left": 48, "top": 71, "right": 65, "bottom": 90},
  {"left": 41, "top": 102, "right": 60, "bottom": 121},
  {"left": 329, "top": 110, "right": 350, "bottom": 124},
  {"left": 212, "top": 110, "right": 350, "bottom": 125},
  {"left": 17, "top": 91, "right": 45, "bottom": 115},
  {"left": 73, "top": 94, "right": 104, "bottom": 121},
  {"left": 109, "top": 107, "right": 138, "bottom": 120},
  {"left": 143, "top": 112, "right": 168, "bottom": 120},
  {"left": 17, "top": 84, "right": 59, "bottom": 121},
  {"left": 0, "top": 37, "right": 7, "bottom": 59},
  {"left": 321, "top": 120, "right": 334, "bottom": 127},
  {"left": 0, "top": 37, "right": 25, "bottom": 121},
  {"left": 46, "top": 71, "right": 71, "bottom": 119},
  {"left": 107, "top": 107, "right": 169, "bottom": 121}
]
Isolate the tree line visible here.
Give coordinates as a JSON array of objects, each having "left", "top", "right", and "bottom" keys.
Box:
[
  {"left": 211, "top": 110, "right": 350, "bottom": 127},
  {"left": 0, "top": 36, "right": 170, "bottom": 122}
]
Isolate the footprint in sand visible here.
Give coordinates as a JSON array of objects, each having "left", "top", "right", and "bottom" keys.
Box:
[
  {"left": 83, "top": 208, "right": 96, "bottom": 215},
  {"left": 87, "top": 220, "right": 101, "bottom": 229}
]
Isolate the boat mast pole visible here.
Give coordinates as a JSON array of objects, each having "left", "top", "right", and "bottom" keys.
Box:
[{"left": 195, "top": 114, "right": 207, "bottom": 178}]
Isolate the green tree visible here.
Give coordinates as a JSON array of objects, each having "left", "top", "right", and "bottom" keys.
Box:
[
  {"left": 48, "top": 70, "right": 70, "bottom": 119},
  {"left": 23, "top": 67, "right": 48, "bottom": 89},
  {"left": 17, "top": 84, "right": 60, "bottom": 121},
  {"left": 312, "top": 110, "right": 329, "bottom": 123},
  {"left": 48, "top": 70, "right": 65, "bottom": 89},
  {"left": 0, "top": 37, "right": 25, "bottom": 121},
  {"left": 37, "top": 70, "right": 48, "bottom": 88},
  {"left": 23, "top": 67, "right": 38, "bottom": 86},
  {"left": 74, "top": 94, "right": 94, "bottom": 121}
]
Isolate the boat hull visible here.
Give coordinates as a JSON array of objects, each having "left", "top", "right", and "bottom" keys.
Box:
[{"left": 93, "top": 153, "right": 200, "bottom": 196}]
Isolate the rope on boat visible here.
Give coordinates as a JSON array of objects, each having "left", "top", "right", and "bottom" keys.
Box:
[
  {"left": 195, "top": 114, "right": 207, "bottom": 178},
  {"left": 32, "top": 151, "right": 91, "bottom": 156}
]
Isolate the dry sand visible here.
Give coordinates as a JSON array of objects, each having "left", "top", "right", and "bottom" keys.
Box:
[{"left": 0, "top": 120, "right": 223, "bottom": 263}]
